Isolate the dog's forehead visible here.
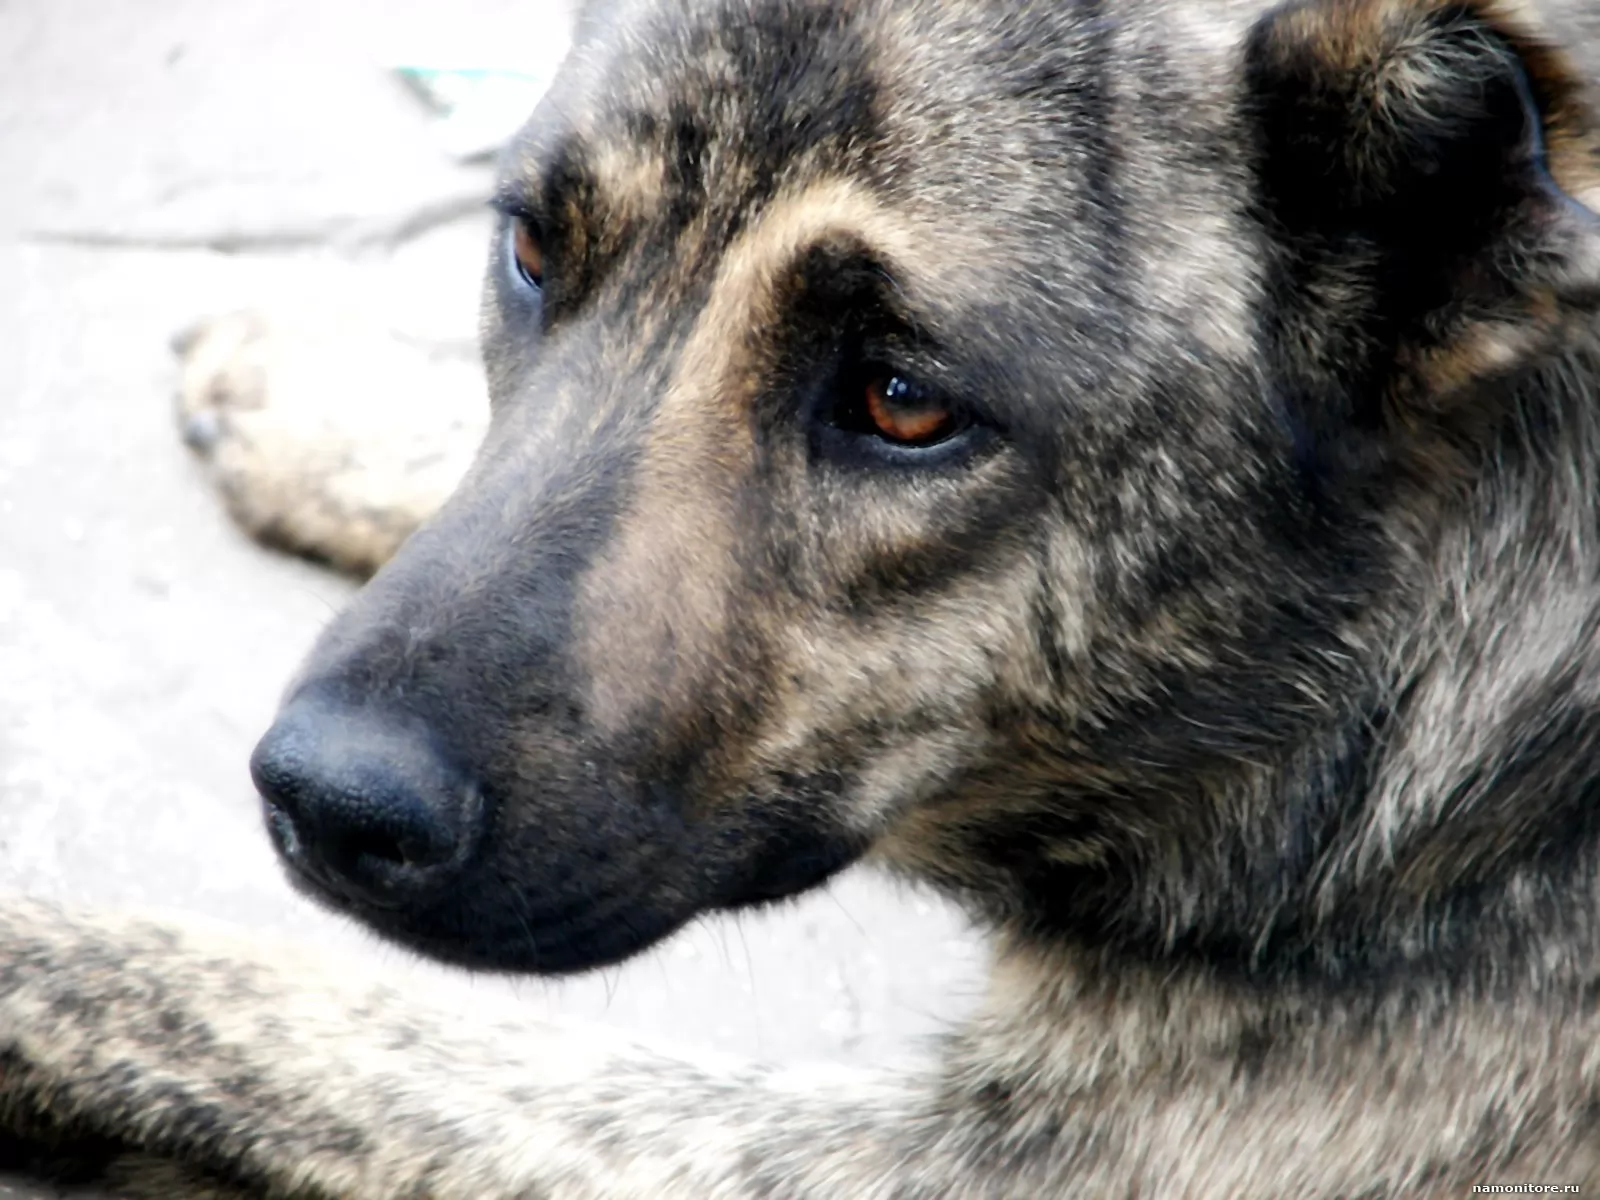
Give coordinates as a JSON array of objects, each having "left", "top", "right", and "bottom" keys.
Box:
[
  {"left": 508, "top": 0, "right": 884, "bottom": 204},
  {"left": 507, "top": 0, "right": 1248, "bottom": 206},
  {"left": 497, "top": 0, "right": 1263, "bottom": 368}
]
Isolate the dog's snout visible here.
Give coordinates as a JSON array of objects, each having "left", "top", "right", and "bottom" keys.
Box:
[{"left": 250, "top": 701, "right": 482, "bottom": 910}]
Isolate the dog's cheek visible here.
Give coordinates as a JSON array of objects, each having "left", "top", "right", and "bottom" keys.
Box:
[{"left": 726, "top": 546, "right": 1057, "bottom": 836}]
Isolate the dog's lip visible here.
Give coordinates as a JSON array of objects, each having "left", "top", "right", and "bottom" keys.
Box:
[
  {"left": 332, "top": 868, "right": 697, "bottom": 974},
  {"left": 266, "top": 788, "right": 699, "bottom": 971}
]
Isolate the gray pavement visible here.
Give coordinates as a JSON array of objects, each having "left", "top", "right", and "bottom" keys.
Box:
[{"left": 0, "top": 2, "right": 983, "bottom": 1193}]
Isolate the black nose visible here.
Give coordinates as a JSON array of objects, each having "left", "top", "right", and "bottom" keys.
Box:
[{"left": 250, "top": 699, "right": 482, "bottom": 910}]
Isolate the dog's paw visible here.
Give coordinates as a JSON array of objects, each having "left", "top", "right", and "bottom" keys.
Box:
[{"left": 173, "top": 309, "right": 488, "bottom": 577}]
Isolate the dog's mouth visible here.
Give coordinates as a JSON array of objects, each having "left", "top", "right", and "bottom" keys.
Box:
[
  {"left": 291, "top": 871, "right": 697, "bottom": 975},
  {"left": 262, "top": 770, "right": 870, "bottom": 975},
  {"left": 266, "top": 793, "right": 700, "bottom": 972}
]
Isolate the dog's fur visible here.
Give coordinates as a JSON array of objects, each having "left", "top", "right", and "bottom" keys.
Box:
[
  {"left": 8, "top": 0, "right": 1600, "bottom": 1194},
  {"left": 172, "top": 309, "right": 485, "bottom": 577}
]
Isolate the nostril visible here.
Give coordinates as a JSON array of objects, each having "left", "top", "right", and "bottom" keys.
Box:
[
  {"left": 334, "top": 828, "right": 410, "bottom": 869},
  {"left": 321, "top": 827, "right": 420, "bottom": 908},
  {"left": 326, "top": 808, "right": 450, "bottom": 875},
  {"left": 263, "top": 798, "right": 304, "bottom": 860}
]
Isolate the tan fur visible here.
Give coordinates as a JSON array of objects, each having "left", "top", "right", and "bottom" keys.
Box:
[{"left": 174, "top": 310, "right": 485, "bottom": 576}]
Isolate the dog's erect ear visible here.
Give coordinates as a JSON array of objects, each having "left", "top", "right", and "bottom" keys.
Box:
[{"left": 1247, "top": 0, "right": 1600, "bottom": 406}]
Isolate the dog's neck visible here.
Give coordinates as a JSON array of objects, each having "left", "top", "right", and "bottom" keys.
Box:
[
  {"left": 1301, "top": 342, "right": 1600, "bottom": 990},
  {"left": 966, "top": 929, "right": 1598, "bottom": 1076},
  {"left": 940, "top": 928, "right": 1600, "bottom": 1185},
  {"left": 969, "top": 343, "right": 1600, "bottom": 1004}
]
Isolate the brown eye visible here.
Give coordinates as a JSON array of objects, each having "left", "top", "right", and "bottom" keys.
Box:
[
  {"left": 511, "top": 217, "right": 543, "bottom": 289},
  {"left": 864, "top": 373, "right": 956, "bottom": 445}
]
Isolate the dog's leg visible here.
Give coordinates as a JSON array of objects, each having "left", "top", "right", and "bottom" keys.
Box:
[
  {"left": 173, "top": 311, "right": 485, "bottom": 578},
  {"left": 12, "top": 898, "right": 1588, "bottom": 1197},
  {"left": 0, "top": 898, "right": 939, "bottom": 1199}
]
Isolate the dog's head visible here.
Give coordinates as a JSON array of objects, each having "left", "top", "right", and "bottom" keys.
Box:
[{"left": 253, "top": 0, "right": 1600, "bottom": 976}]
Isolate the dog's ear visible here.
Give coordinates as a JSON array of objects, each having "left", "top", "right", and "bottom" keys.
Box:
[{"left": 1246, "top": 0, "right": 1600, "bottom": 410}]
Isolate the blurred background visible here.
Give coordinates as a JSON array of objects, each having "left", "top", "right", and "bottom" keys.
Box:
[{"left": 0, "top": 2, "right": 982, "bottom": 1193}]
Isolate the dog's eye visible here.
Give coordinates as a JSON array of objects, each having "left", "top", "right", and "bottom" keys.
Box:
[
  {"left": 510, "top": 217, "right": 544, "bottom": 290},
  {"left": 813, "top": 362, "right": 979, "bottom": 465},
  {"left": 861, "top": 372, "right": 960, "bottom": 446}
]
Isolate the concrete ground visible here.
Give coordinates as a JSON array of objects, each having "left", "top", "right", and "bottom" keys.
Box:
[{"left": 0, "top": 2, "right": 983, "bottom": 1193}]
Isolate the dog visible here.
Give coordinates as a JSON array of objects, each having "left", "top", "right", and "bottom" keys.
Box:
[{"left": 6, "top": 0, "right": 1600, "bottom": 1194}]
